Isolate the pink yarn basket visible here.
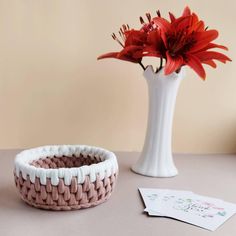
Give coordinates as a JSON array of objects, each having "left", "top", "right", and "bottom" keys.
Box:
[{"left": 14, "top": 145, "right": 118, "bottom": 210}]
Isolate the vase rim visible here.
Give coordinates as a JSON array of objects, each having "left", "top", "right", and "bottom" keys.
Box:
[{"left": 144, "top": 65, "right": 186, "bottom": 80}]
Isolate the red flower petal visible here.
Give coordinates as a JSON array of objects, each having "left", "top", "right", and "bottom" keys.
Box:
[
  {"left": 173, "top": 16, "right": 191, "bottom": 31},
  {"left": 98, "top": 47, "right": 143, "bottom": 63},
  {"left": 143, "top": 51, "right": 161, "bottom": 57},
  {"left": 145, "top": 29, "right": 164, "bottom": 57},
  {"left": 153, "top": 17, "right": 171, "bottom": 48},
  {"left": 190, "top": 30, "right": 219, "bottom": 53},
  {"left": 132, "top": 51, "right": 143, "bottom": 59},
  {"left": 147, "top": 30, "right": 162, "bottom": 46},
  {"left": 125, "top": 30, "right": 147, "bottom": 46},
  {"left": 195, "top": 30, "right": 219, "bottom": 41},
  {"left": 169, "top": 12, "right": 176, "bottom": 22},
  {"left": 191, "top": 13, "right": 199, "bottom": 25},
  {"left": 153, "top": 17, "right": 171, "bottom": 32},
  {"left": 186, "top": 54, "right": 206, "bottom": 80},
  {"left": 194, "top": 51, "right": 232, "bottom": 63},
  {"left": 182, "top": 6, "right": 191, "bottom": 16},
  {"left": 97, "top": 52, "right": 119, "bottom": 60},
  {"left": 143, "top": 41, "right": 162, "bottom": 57},
  {"left": 119, "top": 45, "right": 144, "bottom": 60},
  {"left": 164, "top": 51, "right": 183, "bottom": 75},
  {"left": 192, "top": 20, "right": 205, "bottom": 32},
  {"left": 203, "top": 60, "right": 217, "bottom": 68},
  {"left": 200, "top": 43, "right": 228, "bottom": 51}
]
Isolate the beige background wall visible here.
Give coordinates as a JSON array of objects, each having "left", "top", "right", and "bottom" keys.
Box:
[{"left": 0, "top": 0, "right": 235, "bottom": 152}]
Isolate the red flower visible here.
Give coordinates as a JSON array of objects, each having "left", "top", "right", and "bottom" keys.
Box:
[
  {"left": 151, "top": 6, "right": 231, "bottom": 79},
  {"left": 98, "top": 7, "right": 231, "bottom": 80},
  {"left": 143, "top": 28, "right": 166, "bottom": 58},
  {"left": 139, "top": 12, "right": 166, "bottom": 59},
  {"left": 98, "top": 25, "right": 147, "bottom": 65}
]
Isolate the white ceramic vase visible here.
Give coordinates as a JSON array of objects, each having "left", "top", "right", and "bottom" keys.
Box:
[{"left": 132, "top": 65, "right": 185, "bottom": 177}]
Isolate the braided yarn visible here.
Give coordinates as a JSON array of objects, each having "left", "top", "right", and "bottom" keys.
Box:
[{"left": 14, "top": 145, "right": 118, "bottom": 210}]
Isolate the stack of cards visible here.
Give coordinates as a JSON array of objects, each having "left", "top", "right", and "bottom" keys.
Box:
[{"left": 139, "top": 188, "right": 236, "bottom": 231}]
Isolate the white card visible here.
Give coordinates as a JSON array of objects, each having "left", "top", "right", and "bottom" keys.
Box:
[
  {"left": 139, "top": 188, "right": 236, "bottom": 231},
  {"left": 139, "top": 188, "right": 193, "bottom": 215}
]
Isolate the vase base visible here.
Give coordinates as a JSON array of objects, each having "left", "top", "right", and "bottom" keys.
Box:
[{"left": 131, "top": 165, "right": 178, "bottom": 178}]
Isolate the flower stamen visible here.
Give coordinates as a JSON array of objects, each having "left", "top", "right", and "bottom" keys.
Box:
[
  {"left": 111, "top": 33, "right": 124, "bottom": 48},
  {"left": 156, "top": 10, "right": 161, "bottom": 17},
  {"left": 146, "top": 13, "right": 151, "bottom": 22},
  {"left": 140, "top": 17, "right": 145, "bottom": 24}
]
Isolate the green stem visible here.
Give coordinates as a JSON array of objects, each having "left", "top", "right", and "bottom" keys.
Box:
[
  {"left": 159, "top": 57, "right": 163, "bottom": 71},
  {"left": 155, "top": 57, "right": 163, "bottom": 73},
  {"left": 138, "top": 61, "right": 146, "bottom": 71}
]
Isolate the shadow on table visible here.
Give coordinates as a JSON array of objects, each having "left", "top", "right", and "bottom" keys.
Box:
[
  {"left": 0, "top": 185, "right": 26, "bottom": 210},
  {"left": 116, "top": 152, "right": 139, "bottom": 173},
  {"left": 0, "top": 185, "right": 66, "bottom": 214}
]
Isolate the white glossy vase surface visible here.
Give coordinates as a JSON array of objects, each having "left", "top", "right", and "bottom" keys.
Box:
[{"left": 132, "top": 65, "right": 185, "bottom": 177}]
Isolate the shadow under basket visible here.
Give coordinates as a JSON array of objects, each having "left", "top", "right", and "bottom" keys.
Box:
[{"left": 14, "top": 145, "right": 118, "bottom": 210}]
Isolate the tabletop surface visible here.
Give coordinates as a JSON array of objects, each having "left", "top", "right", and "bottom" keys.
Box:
[{"left": 0, "top": 150, "right": 236, "bottom": 236}]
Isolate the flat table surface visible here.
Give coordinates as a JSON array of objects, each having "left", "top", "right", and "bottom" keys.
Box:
[{"left": 0, "top": 150, "right": 236, "bottom": 236}]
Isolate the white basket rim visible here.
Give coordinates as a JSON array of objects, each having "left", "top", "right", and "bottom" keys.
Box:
[{"left": 14, "top": 145, "right": 118, "bottom": 186}]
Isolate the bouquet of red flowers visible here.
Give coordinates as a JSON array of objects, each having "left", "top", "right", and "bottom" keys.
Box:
[{"left": 98, "top": 6, "right": 231, "bottom": 80}]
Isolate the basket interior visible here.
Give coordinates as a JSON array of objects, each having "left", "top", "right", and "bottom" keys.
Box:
[{"left": 30, "top": 155, "right": 102, "bottom": 169}]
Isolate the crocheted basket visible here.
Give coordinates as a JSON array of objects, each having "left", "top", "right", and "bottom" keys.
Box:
[{"left": 14, "top": 145, "right": 118, "bottom": 210}]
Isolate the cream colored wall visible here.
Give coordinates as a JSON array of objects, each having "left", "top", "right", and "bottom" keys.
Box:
[{"left": 0, "top": 0, "right": 235, "bottom": 153}]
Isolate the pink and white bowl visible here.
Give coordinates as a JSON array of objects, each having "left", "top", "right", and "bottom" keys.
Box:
[{"left": 14, "top": 145, "right": 118, "bottom": 210}]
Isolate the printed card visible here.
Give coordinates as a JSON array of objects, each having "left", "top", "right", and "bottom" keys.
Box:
[{"left": 139, "top": 188, "right": 236, "bottom": 231}]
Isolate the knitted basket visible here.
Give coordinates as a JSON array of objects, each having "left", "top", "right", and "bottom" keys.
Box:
[{"left": 14, "top": 145, "right": 118, "bottom": 210}]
